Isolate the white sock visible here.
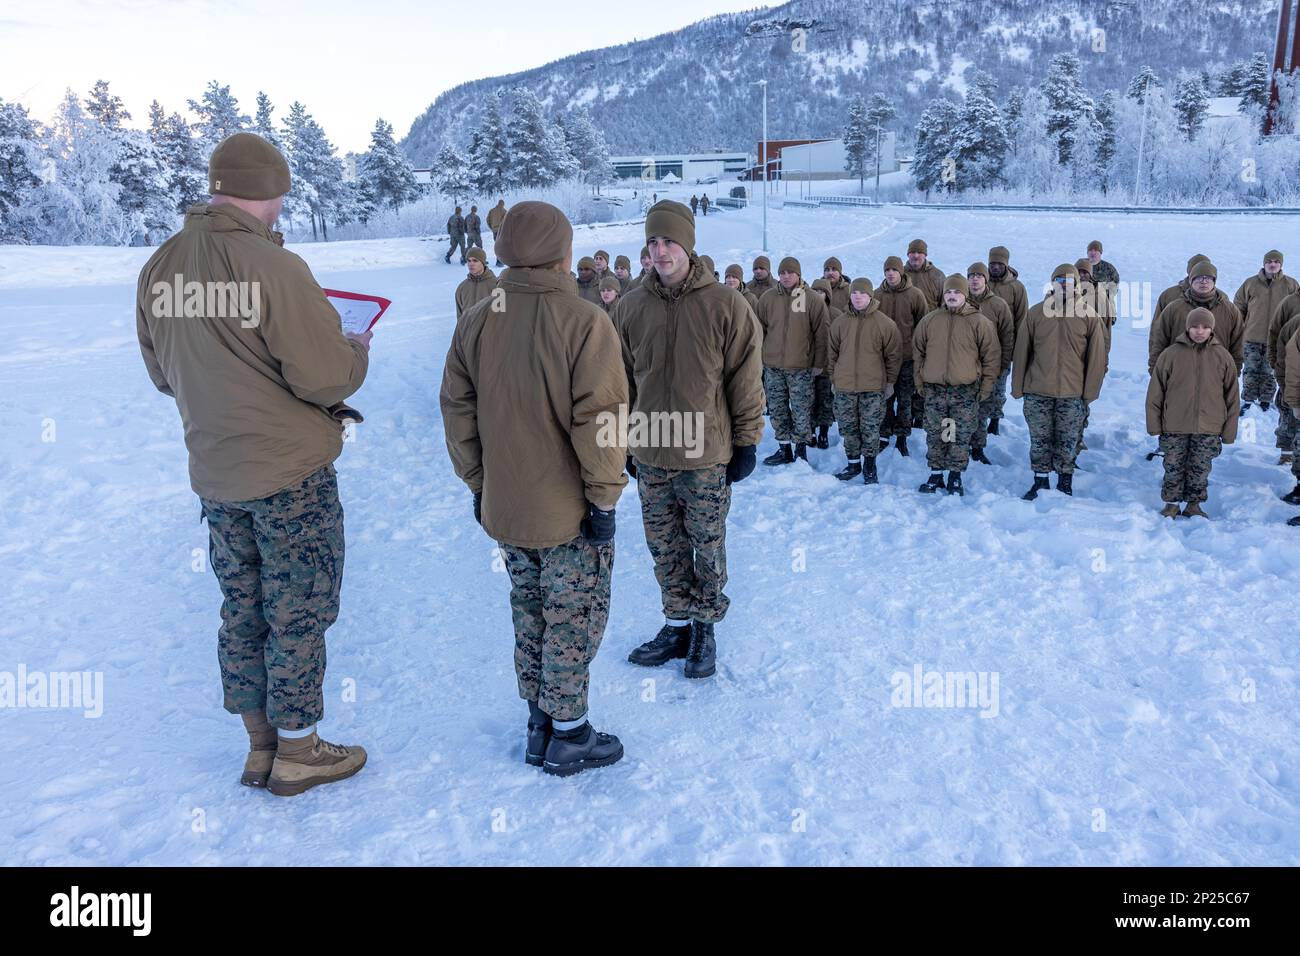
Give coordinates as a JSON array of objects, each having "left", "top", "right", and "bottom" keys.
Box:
[
  {"left": 278, "top": 725, "right": 315, "bottom": 739},
  {"left": 666, "top": 617, "right": 690, "bottom": 629},
  {"left": 553, "top": 714, "right": 586, "bottom": 732}
]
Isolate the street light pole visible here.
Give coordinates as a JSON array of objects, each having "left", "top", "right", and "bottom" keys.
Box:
[{"left": 755, "top": 79, "right": 768, "bottom": 253}]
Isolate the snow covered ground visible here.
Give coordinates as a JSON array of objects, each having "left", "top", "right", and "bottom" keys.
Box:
[{"left": 2, "top": 201, "right": 1298, "bottom": 866}]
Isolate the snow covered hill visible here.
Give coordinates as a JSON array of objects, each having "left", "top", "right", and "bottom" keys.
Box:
[
  {"left": 1, "top": 201, "right": 1297, "bottom": 865},
  {"left": 402, "top": 0, "right": 1276, "bottom": 159}
]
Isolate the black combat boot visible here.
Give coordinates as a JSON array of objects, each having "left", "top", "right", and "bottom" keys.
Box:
[
  {"left": 628, "top": 623, "right": 691, "bottom": 666},
  {"left": 1057, "top": 472, "right": 1073, "bottom": 496},
  {"left": 1288, "top": 514, "right": 1300, "bottom": 526},
  {"left": 1261, "top": 401, "right": 1272, "bottom": 412},
  {"left": 862, "top": 456, "right": 879, "bottom": 484},
  {"left": 1241, "top": 401, "right": 1252, "bottom": 415},
  {"left": 543, "top": 722, "right": 624, "bottom": 777},
  {"left": 794, "top": 442, "right": 808, "bottom": 461},
  {"left": 987, "top": 417, "right": 1000, "bottom": 436},
  {"left": 919, "top": 472, "right": 945, "bottom": 494},
  {"left": 684, "top": 621, "right": 716, "bottom": 679},
  {"left": 879, "top": 438, "right": 891, "bottom": 452},
  {"left": 526, "top": 700, "right": 552, "bottom": 767},
  {"left": 835, "top": 459, "right": 862, "bottom": 481},
  {"left": 1022, "top": 474, "right": 1050, "bottom": 500},
  {"left": 970, "top": 445, "right": 991, "bottom": 465},
  {"left": 816, "top": 425, "right": 830, "bottom": 449},
  {"left": 1282, "top": 482, "right": 1300, "bottom": 505},
  {"left": 946, "top": 471, "right": 964, "bottom": 496},
  {"left": 911, "top": 413, "right": 924, "bottom": 430},
  {"left": 763, "top": 443, "right": 794, "bottom": 466},
  {"left": 895, "top": 434, "right": 909, "bottom": 456}
]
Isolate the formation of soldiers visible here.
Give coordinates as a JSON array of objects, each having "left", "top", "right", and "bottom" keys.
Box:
[{"left": 133, "top": 131, "right": 1298, "bottom": 796}]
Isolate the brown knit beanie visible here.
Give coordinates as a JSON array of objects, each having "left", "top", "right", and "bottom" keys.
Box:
[
  {"left": 823, "top": 256, "right": 843, "bottom": 273},
  {"left": 209, "top": 132, "right": 291, "bottom": 199},
  {"left": 907, "top": 238, "right": 928, "bottom": 255},
  {"left": 466, "top": 247, "right": 487, "bottom": 266},
  {"left": 725, "top": 263, "right": 744, "bottom": 282},
  {"left": 943, "top": 274, "right": 969, "bottom": 296},
  {"left": 599, "top": 276, "right": 621, "bottom": 293},
  {"left": 778, "top": 256, "right": 801, "bottom": 276},
  {"left": 966, "top": 261, "right": 989, "bottom": 279},
  {"left": 988, "top": 245, "right": 1010, "bottom": 265},
  {"left": 1052, "top": 263, "right": 1079, "bottom": 282},
  {"left": 645, "top": 200, "right": 695, "bottom": 252},
  {"left": 1186, "top": 307, "right": 1215, "bottom": 329},
  {"left": 1265, "top": 249, "right": 1284, "bottom": 264},
  {"left": 494, "top": 201, "right": 574, "bottom": 268},
  {"left": 850, "top": 277, "right": 874, "bottom": 296},
  {"left": 1087, "top": 239, "right": 1103, "bottom": 253},
  {"left": 615, "top": 254, "right": 631, "bottom": 270},
  {"left": 883, "top": 255, "right": 905, "bottom": 272},
  {"left": 753, "top": 255, "right": 771, "bottom": 271},
  {"left": 577, "top": 256, "right": 596, "bottom": 271},
  {"left": 1190, "top": 260, "right": 1218, "bottom": 280},
  {"left": 1186, "top": 253, "right": 1210, "bottom": 273}
]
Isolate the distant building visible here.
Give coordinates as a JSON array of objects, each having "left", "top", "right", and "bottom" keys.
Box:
[
  {"left": 609, "top": 152, "right": 750, "bottom": 182},
  {"left": 753, "top": 135, "right": 899, "bottom": 182},
  {"left": 413, "top": 168, "right": 433, "bottom": 185},
  {"left": 1206, "top": 96, "right": 1252, "bottom": 140}
]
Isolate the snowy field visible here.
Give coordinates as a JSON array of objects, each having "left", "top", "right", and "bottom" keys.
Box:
[{"left": 1, "top": 201, "right": 1298, "bottom": 866}]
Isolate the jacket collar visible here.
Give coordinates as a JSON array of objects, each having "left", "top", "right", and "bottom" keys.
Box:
[
  {"left": 184, "top": 202, "right": 277, "bottom": 244},
  {"left": 497, "top": 266, "right": 578, "bottom": 296}
]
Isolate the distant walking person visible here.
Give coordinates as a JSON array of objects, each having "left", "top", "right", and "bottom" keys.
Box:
[
  {"left": 486, "top": 199, "right": 508, "bottom": 266},
  {"left": 700, "top": 193, "right": 710, "bottom": 216},
  {"left": 690, "top": 194, "right": 699, "bottom": 215},
  {"left": 465, "top": 204, "right": 483, "bottom": 250},
  {"left": 441, "top": 200, "right": 629, "bottom": 776},
  {"left": 136, "top": 133, "right": 373, "bottom": 796},
  {"left": 445, "top": 206, "right": 467, "bottom": 264}
]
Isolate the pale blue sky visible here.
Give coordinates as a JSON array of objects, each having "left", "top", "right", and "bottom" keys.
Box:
[{"left": 1, "top": 0, "right": 769, "bottom": 152}]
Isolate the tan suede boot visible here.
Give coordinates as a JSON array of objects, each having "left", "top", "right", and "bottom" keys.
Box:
[
  {"left": 267, "top": 731, "right": 367, "bottom": 797},
  {"left": 1182, "top": 502, "right": 1208, "bottom": 518},
  {"left": 240, "top": 710, "right": 278, "bottom": 788},
  {"left": 1160, "top": 503, "right": 1181, "bottom": 518}
]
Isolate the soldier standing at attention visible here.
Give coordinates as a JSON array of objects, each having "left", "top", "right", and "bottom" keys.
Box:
[
  {"left": 616, "top": 200, "right": 764, "bottom": 679},
  {"left": 136, "top": 133, "right": 372, "bottom": 796},
  {"left": 912, "top": 275, "right": 998, "bottom": 496},
  {"left": 454, "top": 247, "right": 496, "bottom": 319},
  {"left": 1146, "top": 307, "right": 1239, "bottom": 519},
  {"left": 757, "top": 257, "right": 830, "bottom": 464},
  {"left": 441, "top": 201, "right": 629, "bottom": 776}
]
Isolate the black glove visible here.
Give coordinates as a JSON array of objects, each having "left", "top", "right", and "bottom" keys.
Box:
[
  {"left": 581, "top": 504, "right": 616, "bottom": 544},
  {"left": 473, "top": 492, "right": 482, "bottom": 526},
  {"left": 726, "top": 445, "right": 757, "bottom": 485},
  {"left": 625, "top": 455, "right": 638, "bottom": 480}
]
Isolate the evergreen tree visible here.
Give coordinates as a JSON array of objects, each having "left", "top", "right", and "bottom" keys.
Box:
[
  {"left": 187, "top": 80, "right": 249, "bottom": 151},
  {"left": 911, "top": 99, "right": 961, "bottom": 196},
  {"left": 864, "top": 93, "right": 897, "bottom": 193},
  {"left": 1126, "top": 66, "right": 1161, "bottom": 103},
  {"left": 148, "top": 101, "right": 207, "bottom": 213},
  {"left": 30, "top": 90, "right": 128, "bottom": 244},
  {"left": 252, "top": 92, "right": 284, "bottom": 151},
  {"left": 1042, "top": 52, "right": 1095, "bottom": 166},
  {"left": 842, "top": 94, "right": 871, "bottom": 192},
  {"left": 970, "top": 70, "right": 999, "bottom": 102},
  {"left": 506, "top": 88, "right": 576, "bottom": 188},
  {"left": 280, "top": 101, "right": 346, "bottom": 240},
  {"left": 433, "top": 143, "right": 473, "bottom": 200},
  {"left": 1239, "top": 51, "right": 1273, "bottom": 132},
  {"left": 1215, "top": 62, "right": 1247, "bottom": 97},
  {"left": 0, "top": 98, "right": 42, "bottom": 241},
  {"left": 1173, "top": 75, "right": 1208, "bottom": 140},
  {"left": 109, "top": 127, "right": 174, "bottom": 243},
  {"left": 361, "top": 118, "right": 420, "bottom": 211},
  {"left": 467, "top": 94, "right": 510, "bottom": 194},
  {"left": 954, "top": 86, "right": 1009, "bottom": 190},
  {"left": 85, "top": 80, "right": 131, "bottom": 130},
  {"left": 562, "top": 107, "right": 612, "bottom": 192},
  {"left": 1093, "top": 90, "right": 1118, "bottom": 189},
  {"left": 1004, "top": 88, "right": 1024, "bottom": 154}
]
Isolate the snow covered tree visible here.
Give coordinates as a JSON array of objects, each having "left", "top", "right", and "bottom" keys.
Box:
[
  {"left": 1042, "top": 52, "right": 1094, "bottom": 166},
  {"left": 252, "top": 92, "right": 284, "bottom": 151},
  {"left": 467, "top": 94, "right": 511, "bottom": 194},
  {"left": 432, "top": 143, "right": 473, "bottom": 201},
  {"left": 864, "top": 93, "right": 897, "bottom": 194},
  {"left": 1238, "top": 51, "right": 1273, "bottom": 133},
  {"left": 0, "top": 98, "right": 43, "bottom": 242},
  {"left": 1173, "top": 75, "right": 1208, "bottom": 141},
  {"left": 1093, "top": 90, "right": 1118, "bottom": 189},
  {"left": 1126, "top": 66, "right": 1161, "bottom": 104},
  {"left": 109, "top": 127, "right": 174, "bottom": 243},
  {"left": 187, "top": 80, "right": 248, "bottom": 151},
  {"left": 911, "top": 99, "right": 961, "bottom": 196},
  {"left": 281, "top": 101, "right": 345, "bottom": 240},
  {"left": 954, "top": 86, "right": 1009, "bottom": 191},
  {"left": 1004, "top": 88, "right": 1024, "bottom": 154},
  {"left": 361, "top": 118, "right": 420, "bottom": 211},
  {"left": 28, "top": 90, "right": 129, "bottom": 244},
  {"left": 85, "top": 80, "right": 130, "bottom": 130},
  {"left": 970, "top": 70, "right": 999, "bottom": 103},
  {"left": 842, "top": 95, "right": 871, "bottom": 192},
  {"left": 148, "top": 100, "right": 207, "bottom": 213},
  {"left": 562, "top": 107, "right": 612, "bottom": 192},
  {"left": 506, "top": 88, "right": 576, "bottom": 188}
]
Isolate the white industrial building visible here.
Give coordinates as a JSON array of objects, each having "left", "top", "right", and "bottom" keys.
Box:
[
  {"left": 609, "top": 152, "right": 750, "bottom": 183},
  {"left": 778, "top": 134, "right": 898, "bottom": 181}
]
